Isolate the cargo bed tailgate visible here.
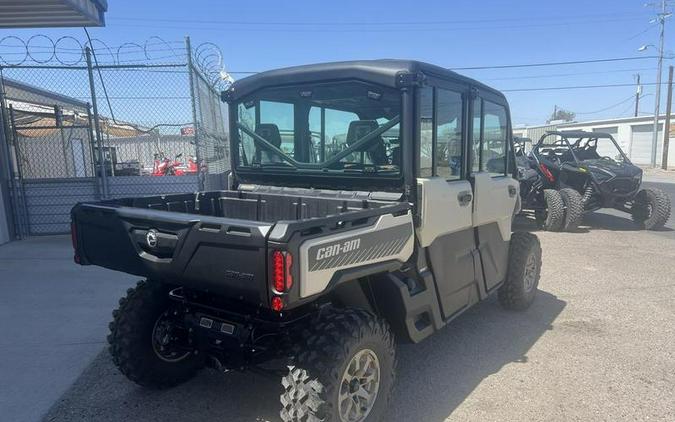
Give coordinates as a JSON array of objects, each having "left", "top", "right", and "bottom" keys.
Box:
[{"left": 72, "top": 203, "right": 272, "bottom": 306}]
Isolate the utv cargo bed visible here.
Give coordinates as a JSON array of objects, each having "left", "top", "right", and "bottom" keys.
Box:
[{"left": 71, "top": 187, "right": 408, "bottom": 307}]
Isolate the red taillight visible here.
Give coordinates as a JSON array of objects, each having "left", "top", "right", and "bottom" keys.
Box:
[
  {"left": 272, "top": 250, "right": 293, "bottom": 293},
  {"left": 273, "top": 250, "right": 285, "bottom": 292},
  {"left": 539, "top": 163, "right": 555, "bottom": 183},
  {"left": 271, "top": 296, "right": 284, "bottom": 312},
  {"left": 271, "top": 250, "right": 293, "bottom": 312}
]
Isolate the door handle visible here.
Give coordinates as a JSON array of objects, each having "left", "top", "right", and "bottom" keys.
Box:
[
  {"left": 457, "top": 191, "right": 473, "bottom": 206},
  {"left": 508, "top": 185, "right": 517, "bottom": 198}
]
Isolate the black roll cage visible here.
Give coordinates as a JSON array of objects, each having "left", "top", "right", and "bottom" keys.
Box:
[{"left": 531, "top": 131, "right": 631, "bottom": 167}]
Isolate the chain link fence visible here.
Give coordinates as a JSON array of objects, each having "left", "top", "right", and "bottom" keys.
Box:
[{"left": 0, "top": 36, "right": 231, "bottom": 236}]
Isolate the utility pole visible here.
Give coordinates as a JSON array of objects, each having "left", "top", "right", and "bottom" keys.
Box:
[
  {"left": 649, "top": 0, "right": 671, "bottom": 167},
  {"left": 662, "top": 65, "right": 674, "bottom": 169},
  {"left": 635, "top": 74, "right": 642, "bottom": 117}
]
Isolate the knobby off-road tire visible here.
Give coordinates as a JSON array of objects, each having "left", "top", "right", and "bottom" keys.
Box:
[
  {"left": 280, "top": 308, "right": 396, "bottom": 422},
  {"left": 536, "top": 189, "right": 565, "bottom": 231},
  {"left": 108, "top": 280, "right": 202, "bottom": 389},
  {"left": 499, "top": 232, "right": 542, "bottom": 311},
  {"left": 631, "top": 188, "right": 671, "bottom": 230},
  {"left": 559, "top": 188, "right": 584, "bottom": 232}
]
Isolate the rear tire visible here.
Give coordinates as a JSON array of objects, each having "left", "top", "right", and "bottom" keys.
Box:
[
  {"left": 108, "top": 280, "right": 202, "bottom": 389},
  {"left": 559, "top": 188, "right": 584, "bottom": 232},
  {"left": 280, "top": 308, "right": 395, "bottom": 422},
  {"left": 631, "top": 188, "right": 671, "bottom": 230},
  {"left": 535, "top": 189, "right": 564, "bottom": 231},
  {"left": 499, "top": 232, "right": 542, "bottom": 311}
]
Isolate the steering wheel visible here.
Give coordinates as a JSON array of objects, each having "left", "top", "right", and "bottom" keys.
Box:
[{"left": 600, "top": 156, "right": 614, "bottom": 161}]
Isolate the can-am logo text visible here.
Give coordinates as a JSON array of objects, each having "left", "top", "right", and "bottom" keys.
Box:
[{"left": 316, "top": 239, "right": 361, "bottom": 261}]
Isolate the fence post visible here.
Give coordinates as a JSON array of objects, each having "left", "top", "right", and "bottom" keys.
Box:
[
  {"left": 7, "top": 105, "right": 30, "bottom": 238},
  {"left": 85, "top": 102, "right": 102, "bottom": 199},
  {"left": 186, "top": 36, "right": 204, "bottom": 191},
  {"left": 85, "top": 47, "right": 109, "bottom": 198},
  {"left": 662, "top": 65, "right": 673, "bottom": 170},
  {"left": 0, "top": 75, "right": 20, "bottom": 239}
]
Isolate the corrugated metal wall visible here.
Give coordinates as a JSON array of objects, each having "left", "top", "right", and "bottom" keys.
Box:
[{"left": 21, "top": 176, "right": 199, "bottom": 234}]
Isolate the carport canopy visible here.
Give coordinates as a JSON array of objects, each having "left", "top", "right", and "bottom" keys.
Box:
[{"left": 0, "top": 0, "right": 107, "bottom": 28}]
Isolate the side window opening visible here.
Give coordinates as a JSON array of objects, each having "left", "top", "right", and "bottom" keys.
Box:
[
  {"left": 436, "top": 89, "right": 463, "bottom": 180},
  {"left": 471, "top": 98, "right": 482, "bottom": 173},
  {"left": 418, "top": 86, "right": 464, "bottom": 180},
  {"left": 419, "top": 87, "right": 434, "bottom": 177},
  {"left": 482, "top": 101, "right": 508, "bottom": 177},
  {"left": 470, "top": 97, "right": 508, "bottom": 177}
]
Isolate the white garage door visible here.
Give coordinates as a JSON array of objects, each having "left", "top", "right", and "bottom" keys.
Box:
[{"left": 630, "top": 124, "right": 663, "bottom": 165}]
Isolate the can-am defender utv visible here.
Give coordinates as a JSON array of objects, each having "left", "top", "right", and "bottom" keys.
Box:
[
  {"left": 517, "top": 130, "right": 671, "bottom": 231},
  {"left": 71, "top": 60, "right": 542, "bottom": 422}
]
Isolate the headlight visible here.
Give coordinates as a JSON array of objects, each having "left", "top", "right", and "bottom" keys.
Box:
[{"left": 633, "top": 172, "right": 643, "bottom": 183}]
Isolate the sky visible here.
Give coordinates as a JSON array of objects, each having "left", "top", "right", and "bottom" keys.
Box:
[{"left": 1, "top": 0, "right": 672, "bottom": 126}]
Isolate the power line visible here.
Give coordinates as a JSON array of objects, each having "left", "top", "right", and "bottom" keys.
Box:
[
  {"left": 574, "top": 94, "right": 638, "bottom": 115},
  {"left": 618, "top": 94, "right": 654, "bottom": 116},
  {"left": 106, "top": 12, "right": 648, "bottom": 26},
  {"left": 502, "top": 81, "right": 668, "bottom": 93},
  {"left": 108, "top": 17, "right": 649, "bottom": 33},
  {"left": 484, "top": 67, "right": 656, "bottom": 81},
  {"left": 452, "top": 56, "right": 660, "bottom": 70},
  {"left": 623, "top": 23, "right": 658, "bottom": 41},
  {"left": 224, "top": 56, "right": 664, "bottom": 76}
]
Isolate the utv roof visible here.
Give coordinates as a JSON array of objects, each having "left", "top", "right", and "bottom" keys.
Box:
[
  {"left": 546, "top": 130, "right": 614, "bottom": 138},
  {"left": 225, "top": 59, "right": 506, "bottom": 102}
]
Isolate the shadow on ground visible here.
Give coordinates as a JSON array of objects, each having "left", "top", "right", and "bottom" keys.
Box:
[
  {"left": 583, "top": 211, "right": 674, "bottom": 232},
  {"left": 514, "top": 211, "right": 673, "bottom": 234},
  {"left": 44, "top": 292, "right": 565, "bottom": 422}
]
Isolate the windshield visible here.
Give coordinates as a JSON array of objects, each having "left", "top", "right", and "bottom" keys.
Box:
[{"left": 234, "top": 81, "right": 401, "bottom": 177}]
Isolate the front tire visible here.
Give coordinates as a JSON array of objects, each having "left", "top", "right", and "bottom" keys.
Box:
[
  {"left": 631, "top": 188, "right": 671, "bottom": 230},
  {"left": 535, "top": 189, "right": 565, "bottom": 231},
  {"left": 108, "top": 280, "right": 202, "bottom": 389},
  {"left": 499, "top": 232, "right": 542, "bottom": 311},
  {"left": 560, "top": 188, "right": 584, "bottom": 232},
  {"left": 280, "top": 308, "right": 396, "bottom": 422}
]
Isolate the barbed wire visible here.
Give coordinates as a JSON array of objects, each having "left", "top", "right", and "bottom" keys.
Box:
[
  {"left": 0, "top": 34, "right": 220, "bottom": 70},
  {"left": 192, "top": 42, "right": 233, "bottom": 90},
  {"left": 0, "top": 34, "right": 233, "bottom": 92}
]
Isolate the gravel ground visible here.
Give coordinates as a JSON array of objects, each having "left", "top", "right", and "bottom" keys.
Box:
[{"left": 5, "top": 184, "right": 674, "bottom": 422}]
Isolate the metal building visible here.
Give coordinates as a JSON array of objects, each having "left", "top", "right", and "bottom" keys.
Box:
[{"left": 0, "top": 0, "right": 107, "bottom": 28}]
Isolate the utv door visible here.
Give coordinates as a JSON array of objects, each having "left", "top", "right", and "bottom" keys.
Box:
[
  {"left": 416, "top": 85, "right": 478, "bottom": 320},
  {"left": 470, "top": 95, "right": 519, "bottom": 292}
]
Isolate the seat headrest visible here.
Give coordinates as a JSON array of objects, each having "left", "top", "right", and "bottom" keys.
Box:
[
  {"left": 255, "top": 123, "right": 282, "bottom": 148},
  {"left": 346, "top": 120, "right": 379, "bottom": 146}
]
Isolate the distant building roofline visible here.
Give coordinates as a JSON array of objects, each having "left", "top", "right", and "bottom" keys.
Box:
[
  {"left": 2, "top": 78, "right": 89, "bottom": 109},
  {"left": 0, "top": 0, "right": 107, "bottom": 28}
]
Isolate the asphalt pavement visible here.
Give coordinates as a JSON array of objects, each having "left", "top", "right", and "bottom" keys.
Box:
[{"left": 1, "top": 182, "right": 674, "bottom": 422}]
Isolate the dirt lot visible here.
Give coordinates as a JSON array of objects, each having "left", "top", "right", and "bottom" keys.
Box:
[{"left": 1, "top": 183, "right": 673, "bottom": 422}]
